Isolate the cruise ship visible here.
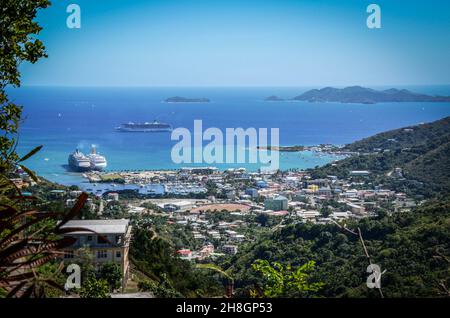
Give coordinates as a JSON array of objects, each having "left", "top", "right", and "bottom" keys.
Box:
[
  {"left": 86, "top": 146, "right": 107, "bottom": 171},
  {"left": 115, "top": 120, "right": 172, "bottom": 132},
  {"left": 68, "top": 149, "right": 91, "bottom": 172}
]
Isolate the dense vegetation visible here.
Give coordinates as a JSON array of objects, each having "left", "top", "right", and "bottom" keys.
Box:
[
  {"left": 130, "top": 224, "right": 224, "bottom": 297},
  {"left": 225, "top": 196, "right": 450, "bottom": 297}
]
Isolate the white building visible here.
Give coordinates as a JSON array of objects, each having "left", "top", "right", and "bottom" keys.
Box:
[
  {"left": 163, "top": 200, "right": 194, "bottom": 212},
  {"left": 60, "top": 219, "right": 132, "bottom": 289}
]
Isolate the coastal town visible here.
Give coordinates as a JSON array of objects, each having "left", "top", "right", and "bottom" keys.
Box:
[
  {"left": 7, "top": 115, "right": 448, "bottom": 299},
  {"left": 2, "top": 0, "right": 449, "bottom": 303},
  {"left": 12, "top": 155, "right": 419, "bottom": 292}
]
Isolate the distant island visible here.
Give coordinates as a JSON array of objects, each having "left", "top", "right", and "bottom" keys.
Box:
[
  {"left": 165, "top": 96, "right": 210, "bottom": 103},
  {"left": 264, "top": 95, "right": 285, "bottom": 101},
  {"left": 265, "top": 86, "right": 450, "bottom": 104}
]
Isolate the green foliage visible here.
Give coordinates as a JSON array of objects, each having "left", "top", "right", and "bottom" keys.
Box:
[
  {"left": 230, "top": 196, "right": 450, "bottom": 298},
  {"left": 102, "top": 200, "right": 128, "bottom": 218},
  {"left": 404, "top": 141, "right": 450, "bottom": 194},
  {"left": 0, "top": 189, "right": 89, "bottom": 297},
  {"left": 131, "top": 225, "right": 223, "bottom": 297},
  {"left": 320, "top": 206, "right": 332, "bottom": 217},
  {"left": 255, "top": 214, "right": 270, "bottom": 227},
  {"left": 205, "top": 180, "right": 219, "bottom": 197},
  {"left": 137, "top": 274, "right": 182, "bottom": 298},
  {"left": 1, "top": 0, "right": 50, "bottom": 173},
  {"left": 140, "top": 202, "right": 163, "bottom": 213},
  {"left": 71, "top": 249, "right": 123, "bottom": 293},
  {"left": 35, "top": 262, "right": 67, "bottom": 298},
  {"left": 0, "top": 2, "right": 68, "bottom": 298},
  {"left": 99, "top": 262, "right": 122, "bottom": 291},
  {"left": 251, "top": 260, "right": 323, "bottom": 298},
  {"left": 344, "top": 117, "right": 450, "bottom": 154},
  {"left": 79, "top": 277, "right": 111, "bottom": 298},
  {"left": 196, "top": 263, "right": 233, "bottom": 282},
  {"left": 71, "top": 247, "right": 96, "bottom": 285}
]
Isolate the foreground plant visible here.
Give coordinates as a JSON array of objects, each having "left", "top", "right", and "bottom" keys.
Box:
[
  {"left": 0, "top": 177, "right": 89, "bottom": 297},
  {"left": 251, "top": 259, "right": 323, "bottom": 298},
  {"left": 0, "top": 0, "right": 91, "bottom": 298}
]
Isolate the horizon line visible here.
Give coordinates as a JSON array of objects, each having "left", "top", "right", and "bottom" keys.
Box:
[{"left": 16, "top": 83, "right": 450, "bottom": 89}]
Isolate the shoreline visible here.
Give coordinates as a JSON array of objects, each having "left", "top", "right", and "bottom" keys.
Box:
[
  {"left": 257, "top": 144, "right": 356, "bottom": 156},
  {"left": 80, "top": 147, "right": 350, "bottom": 186},
  {"left": 31, "top": 145, "right": 351, "bottom": 188}
]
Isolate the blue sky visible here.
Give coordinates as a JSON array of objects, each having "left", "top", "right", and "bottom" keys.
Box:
[{"left": 20, "top": 0, "right": 450, "bottom": 87}]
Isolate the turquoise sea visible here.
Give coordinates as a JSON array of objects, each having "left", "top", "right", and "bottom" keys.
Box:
[{"left": 8, "top": 86, "right": 450, "bottom": 187}]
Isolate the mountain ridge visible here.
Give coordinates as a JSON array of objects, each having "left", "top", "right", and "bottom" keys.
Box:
[{"left": 266, "top": 86, "right": 450, "bottom": 104}]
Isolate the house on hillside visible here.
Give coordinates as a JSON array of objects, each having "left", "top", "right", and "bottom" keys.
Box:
[{"left": 59, "top": 219, "right": 132, "bottom": 289}]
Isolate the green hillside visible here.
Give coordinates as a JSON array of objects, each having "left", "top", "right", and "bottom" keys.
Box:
[
  {"left": 404, "top": 141, "right": 450, "bottom": 193},
  {"left": 227, "top": 195, "right": 450, "bottom": 298},
  {"left": 343, "top": 116, "right": 450, "bottom": 153},
  {"left": 310, "top": 116, "right": 450, "bottom": 197}
]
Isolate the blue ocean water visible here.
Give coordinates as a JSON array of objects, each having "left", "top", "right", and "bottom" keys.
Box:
[{"left": 8, "top": 86, "right": 450, "bottom": 186}]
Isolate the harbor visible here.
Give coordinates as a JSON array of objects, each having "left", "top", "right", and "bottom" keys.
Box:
[{"left": 80, "top": 169, "right": 208, "bottom": 196}]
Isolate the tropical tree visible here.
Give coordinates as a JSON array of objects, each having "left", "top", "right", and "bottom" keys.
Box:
[
  {"left": 1, "top": 0, "right": 50, "bottom": 173},
  {"left": 79, "top": 277, "right": 110, "bottom": 298},
  {"left": 137, "top": 274, "right": 182, "bottom": 298},
  {"left": 0, "top": 0, "right": 90, "bottom": 298},
  {"left": 251, "top": 259, "right": 323, "bottom": 298},
  {"left": 0, "top": 192, "right": 89, "bottom": 297},
  {"left": 196, "top": 263, "right": 234, "bottom": 297},
  {"left": 99, "top": 262, "right": 122, "bottom": 292}
]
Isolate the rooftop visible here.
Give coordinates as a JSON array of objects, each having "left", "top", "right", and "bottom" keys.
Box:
[{"left": 59, "top": 219, "right": 130, "bottom": 234}]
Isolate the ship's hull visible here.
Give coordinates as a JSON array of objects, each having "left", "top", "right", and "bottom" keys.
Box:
[
  {"left": 90, "top": 162, "right": 107, "bottom": 171},
  {"left": 68, "top": 157, "right": 91, "bottom": 172},
  {"left": 87, "top": 154, "right": 107, "bottom": 171}
]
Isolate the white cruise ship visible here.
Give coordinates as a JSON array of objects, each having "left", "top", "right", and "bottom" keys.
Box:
[
  {"left": 115, "top": 120, "right": 172, "bottom": 132},
  {"left": 68, "top": 150, "right": 91, "bottom": 172},
  {"left": 86, "top": 146, "right": 107, "bottom": 171}
]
